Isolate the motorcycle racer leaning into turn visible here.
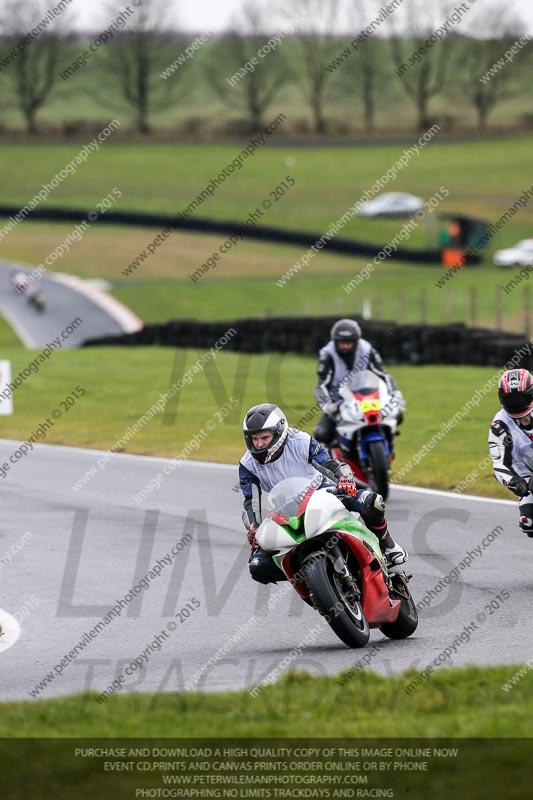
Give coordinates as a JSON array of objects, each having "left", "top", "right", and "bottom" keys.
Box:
[
  {"left": 239, "top": 403, "right": 408, "bottom": 585},
  {"left": 313, "top": 318, "right": 406, "bottom": 446},
  {"left": 489, "top": 368, "right": 533, "bottom": 537}
]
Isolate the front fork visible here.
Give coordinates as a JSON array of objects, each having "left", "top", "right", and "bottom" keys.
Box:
[
  {"left": 330, "top": 542, "right": 361, "bottom": 602},
  {"left": 356, "top": 428, "right": 395, "bottom": 466}
]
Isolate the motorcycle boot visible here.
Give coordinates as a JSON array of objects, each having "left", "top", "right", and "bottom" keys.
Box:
[
  {"left": 371, "top": 521, "right": 408, "bottom": 566},
  {"left": 248, "top": 546, "right": 287, "bottom": 584}
]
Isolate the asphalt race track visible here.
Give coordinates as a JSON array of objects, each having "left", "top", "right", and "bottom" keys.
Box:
[
  {"left": 0, "top": 261, "right": 141, "bottom": 347},
  {"left": 0, "top": 440, "right": 529, "bottom": 704}
]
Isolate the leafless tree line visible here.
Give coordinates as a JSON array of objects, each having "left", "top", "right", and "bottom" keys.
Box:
[{"left": 0, "top": 0, "right": 530, "bottom": 135}]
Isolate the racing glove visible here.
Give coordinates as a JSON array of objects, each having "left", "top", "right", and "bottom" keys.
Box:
[
  {"left": 323, "top": 402, "right": 340, "bottom": 419},
  {"left": 335, "top": 477, "right": 358, "bottom": 497},
  {"left": 247, "top": 524, "right": 258, "bottom": 547},
  {"left": 507, "top": 476, "right": 530, "bottom": 498}
]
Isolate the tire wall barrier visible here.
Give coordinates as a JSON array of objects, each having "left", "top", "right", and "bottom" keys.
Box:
[
  {"left": 82, "top": 316, "right": 533, "bottom": 369},
  {"left": 0, "top": 205, "right": 443, "bottom": 263}
]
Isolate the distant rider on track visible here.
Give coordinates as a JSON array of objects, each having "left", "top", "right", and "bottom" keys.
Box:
[{"left": 313, "top": 319, "right": 405, "bottom": 446}]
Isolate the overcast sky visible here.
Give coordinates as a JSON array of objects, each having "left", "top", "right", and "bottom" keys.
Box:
[
  {"left": 178, "top": 0, "right": 533, "bottom": 33},
  {"left": 74, "top": 0, "right": 533, "bottom": 34}
]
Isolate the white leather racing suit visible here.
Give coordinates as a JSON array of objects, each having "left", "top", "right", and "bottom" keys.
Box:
[{"left": 489, "top": 408, "right": 533, "bottom": 534}]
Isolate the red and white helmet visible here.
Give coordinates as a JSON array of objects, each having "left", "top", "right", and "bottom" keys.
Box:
[{"left": 498, "top": 369, "right": 533, "bottom": 418}]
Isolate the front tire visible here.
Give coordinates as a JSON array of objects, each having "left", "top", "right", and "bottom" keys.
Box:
[
  {"left": 380, "top": 575, "right": 418, "bottom": 639},
  {"left": 305, "top": 556, "right": 370, "bottom": 648},
  {"left": 367, "top": 440, "right": 390, "bottom": 500}
]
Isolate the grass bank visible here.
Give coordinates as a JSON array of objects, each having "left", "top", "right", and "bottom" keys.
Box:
[{"left": 0, "top": 347, "right": 508, "bottom": 498}]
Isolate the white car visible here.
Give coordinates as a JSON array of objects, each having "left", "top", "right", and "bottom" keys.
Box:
[
  {"left": 357, "top": 192, "right": 423, "bottom": 218},
  {"left": 494, "top": 239, "right": 533, "bottom": 268}
]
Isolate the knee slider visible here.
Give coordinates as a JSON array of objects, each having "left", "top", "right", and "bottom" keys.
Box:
[{"left": 373, "top": 493, "right": 385, "bottom": 512}]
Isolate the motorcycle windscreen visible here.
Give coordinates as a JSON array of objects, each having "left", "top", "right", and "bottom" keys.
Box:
[
  {"left": 257, "top": 476, "right": 321, "bottom": 550},
  {"left": 344, "top": 369, "right": 380, "bottom": 395},
  {"left": 264, "top": 476, "right": 320, "bottom": 521}
]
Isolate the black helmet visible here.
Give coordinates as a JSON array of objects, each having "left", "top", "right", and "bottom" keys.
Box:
[
  {"left": 243, "top": 404, "right": 289, "bottom": 464},
  {"left": 331, "top": 318, "right": 361, "bottom": 357},
  {"left": 498, "top": 369, "right": 533, "bottom": 418}
]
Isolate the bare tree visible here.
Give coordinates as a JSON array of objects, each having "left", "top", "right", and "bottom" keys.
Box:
[
  {"left": 0, "top": 0, "right": 72, "bottom": 134},
  {"left": 455, "top": 2, "right": 527, "bottom": 130},
  {"left": 205, "top": 2, "right": 289, "bottom": 133},
  {"left": 387, "top": 0, "right": 459, "bottom": 130},
  {"left": 285, "top": 0, "right": 344, "bottom": 134},
  {"left": 340, "top": 0, "right": 393, "bottom": 134},
  {"left": 94, "top": 0, "right": 191, "bottom": 134}
]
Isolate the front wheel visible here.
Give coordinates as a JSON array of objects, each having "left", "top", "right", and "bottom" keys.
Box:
[
  {"left": 305, "top": 556, "right": 370, "bottom": 648},
  {"left": 367, "top": 440, "right": 390, "bottom": 500},
  {"left": 380, "top": 574, "right": 418, "bottom": 639}
]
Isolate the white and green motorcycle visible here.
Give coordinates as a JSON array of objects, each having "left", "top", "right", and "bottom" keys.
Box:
[{"left": 255, "top": 476, "right": 417, "bottom": 648}]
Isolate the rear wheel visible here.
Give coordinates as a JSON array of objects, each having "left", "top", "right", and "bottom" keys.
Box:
[
  {"left": 380, "top": 575, "right": 418, "bottom": 639},
  {"left": 305, "top": 556, "right": 370, "bottom": 648},
  {"left": 367, "top": 440, "right": 390, "bottom": 500}
]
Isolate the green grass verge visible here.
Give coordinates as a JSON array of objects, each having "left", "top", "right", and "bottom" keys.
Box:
[
  {"left": 1, "top": 138, "right": 533, "bottom": 242},
  {"left": 0, "top": 312, "right": 22, "bottom": 347},
  {"left": 110, "top": 265, "right": 520, "bottom": 334},
  {"left": 0, "top": 348, "right": 509, "bottom": 498},
  {"left": 1, "top": 668, "right": 531, "bottom": 799},
  {"left": 2, "top": 666, "right": 532, "bottom": 737}
]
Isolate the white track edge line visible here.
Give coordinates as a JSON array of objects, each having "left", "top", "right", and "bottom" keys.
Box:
[
  {"left": 0, "top": 301, "right": 38, "bottom": 348},
  {"left": 0, "top": 439, "right": 516, "bottom": 505},
  {"left": 0, "top": 609, "right": 21, "bottom": 654}
]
